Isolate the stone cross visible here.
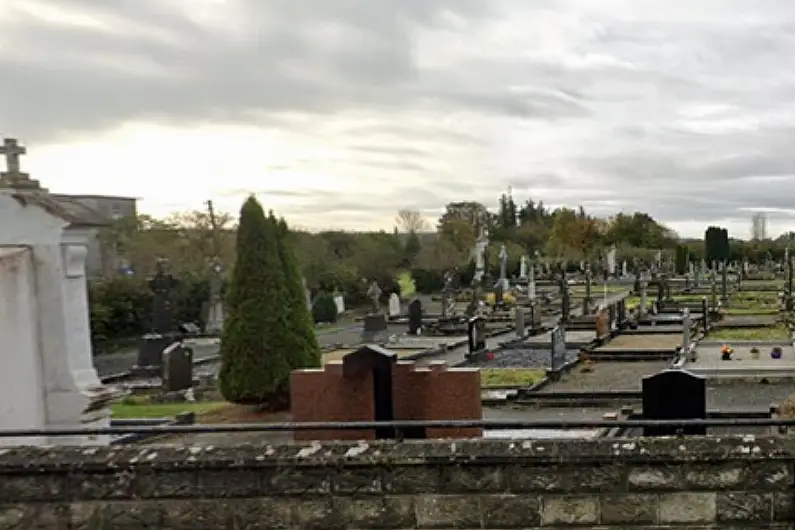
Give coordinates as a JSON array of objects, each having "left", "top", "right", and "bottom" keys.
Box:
[
  {"left": 205, "top": 257, "right": 226, "bottom": 334},
  {"left": 559, "top": 265, "right": 570, "bottom": 323},
  {"left": 209, "top": 257, "right": 223, "bottom": 301},
  {"left": 0, "top": 137, "right": 42, "bottom": 190},
  {"left": 0, "top": 138, "right": 25, "bottom": 174},
  {"left": 720, "top": 260, "right": 728, "bottom": 303},
  {"left": 441, "top": 270, "right": 457, "bottom": 317},
  {"left": 149, "top": 258, "right": 179, "bottom": 333},
  {"left": 583, "top": 263, "right": 593, "bottom": 315},
  {"left": 682, "top": 308, "right": 691, "bottom": 356}
]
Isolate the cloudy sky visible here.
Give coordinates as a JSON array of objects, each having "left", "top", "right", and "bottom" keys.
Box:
[{"left": 1, "top": 0, "right": 794, "bottom": 238}]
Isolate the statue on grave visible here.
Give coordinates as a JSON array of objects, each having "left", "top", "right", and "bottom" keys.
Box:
[
  {"left": 209, "top": 257, "right": 224, "bottom": 300},
  {"left": 472, "top": 228, "right": 489, "bottom": 284},
  {"left": 149, "top": 258, "right": 179, "bottom": 333},
  {"left": 367, "top": 280, "right": 383, "bottom": 314},
  {"left": 442, "top": 270, "right": 457, "bottom": 318},
  {"left": 496, "top": 244, "right": 508, "bottom": 287},
  {"left": 206, "top": 257, "right": 225, "bottom": 334}
]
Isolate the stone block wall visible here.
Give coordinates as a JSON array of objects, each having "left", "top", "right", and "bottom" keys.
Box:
[{"left": 2, "top": 436, "right": 795, "bottom": 529}]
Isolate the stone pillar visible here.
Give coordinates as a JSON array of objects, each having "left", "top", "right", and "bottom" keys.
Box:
[
  {"left": 40, "top": 235, "right": 119, "bottom": 445},
  {"left": 682, "top": 308, "right": 691, "bottom": 354},
  {"left": 639, "top": 282, "right": 648, "bottom": 317}
]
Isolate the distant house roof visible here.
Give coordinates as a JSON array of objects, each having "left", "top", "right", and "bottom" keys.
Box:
[
  {"left": 11, "top": 192, "right": 110, "bottom": 227},
  {"left": 52, "top": 193, "right": 139, "bottom": 201}
]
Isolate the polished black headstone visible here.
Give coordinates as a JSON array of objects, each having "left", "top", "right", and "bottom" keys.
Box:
[
  {"left": 642, "top": 369, "right": 706, "bottom": 436},
  {"left": 408, "top": 298, "right": 423, "bottom": 335},
  {"left": 467, "top": 316, "right": 486, "bottom": 354},
  {"left": 343, "top": 345, "right": 399, "bottom": 439},
  {"left": 616, "top": 299, "right": 626, "bottom": 325}
]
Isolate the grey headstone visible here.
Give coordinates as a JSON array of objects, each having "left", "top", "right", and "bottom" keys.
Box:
[
  {"left": 136, "top": 334, "right": 171, "bottom": 368},
  {"left": 362, "top": 313, "right": 388, "bottom": 342},
  {"left": 515, "top": 309, "right": 525, "bottom": 339},
  {"left": 550, "top": 325, "right": 567, "bottom": 371},
  {"left": 162, "top": 342, "right": 194, "bottom": 392}
]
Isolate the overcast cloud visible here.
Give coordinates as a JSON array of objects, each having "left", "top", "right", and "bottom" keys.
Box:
[{"left": 2, "top": 0, "right": 795, "bottom": 237}]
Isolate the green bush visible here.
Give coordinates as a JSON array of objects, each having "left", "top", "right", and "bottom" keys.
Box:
[
  {"left": 218, "top": 197, "right": 292, "bottom": 406},
  {"left": 273, "top": 213, "right": 320, "bottom": 369},
  {"left": 88, "top": 275, "right": 215, "bottom": 353},
  {"left": 312, "top": 292, "right": 339, "bottom": 324},
  {"left": 411, "top": 268, "right": 444, "bottom": 293}
]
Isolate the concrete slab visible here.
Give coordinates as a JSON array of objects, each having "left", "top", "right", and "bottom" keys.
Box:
[
  {"left": 711, "top": 315, "right": 778, "bottom": 328},
  {"left": 523, "top": 329, "right": 595, "bottom": 346},
  {"left": 482, "top": 406, "right": 612, "bottom": 439},
  {"left": 537, "top": 361, "right": 670, "bottom": 392},
  {"left": 595, "top": 334, "right": 682, "bottom": 352},
  {"left": 686, "top": 342, "right": 795, "bottom": 377},
  {"left": 384, "top": 336, "right": 467, "bottom": 350}
]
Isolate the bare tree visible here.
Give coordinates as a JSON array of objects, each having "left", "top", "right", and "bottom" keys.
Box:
[{"left": 395, "top": 209, "right": 429, "bottom": 233}]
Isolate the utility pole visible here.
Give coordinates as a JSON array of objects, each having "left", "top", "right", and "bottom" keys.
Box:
[{"left": 205, "top": 199, "right": 221, "bottom": 257}]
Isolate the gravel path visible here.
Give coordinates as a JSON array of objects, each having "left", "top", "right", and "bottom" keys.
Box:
[
  {"left": 538, "top": 361, "right": 670, "bottom": 392},
  {"left": 93, "top": 323, "right": 405, "bottom": 377},
  {"left": 474, "top": 348, "right": 579, "bottom": 370}
]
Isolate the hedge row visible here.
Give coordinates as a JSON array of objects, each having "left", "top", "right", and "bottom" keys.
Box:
[
  {"left": 88, "top": 275, "right": 213, "bottom": 353},
  {"left": 88, "top": 274, "right": 402, "bottom": 353}
]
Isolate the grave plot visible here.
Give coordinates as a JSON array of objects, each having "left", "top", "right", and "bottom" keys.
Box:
[
  {"left": 614, "top": 370, "right": 777, "bottom": 437},
  {"left": 522, "top": 328, "right": 596, "bottom": 349},
  {"left": 706, "top": 324, "right": 790, "bottom": 342},
  {"left": 481, "top": 406, "right": 611, "bottom": 439},
  {"left": 629, "top": 311, "right": 699, "bottom": 335},
  {"left": 710, "top": 314, "right": 778, "bottom": 329},
  {"left": 587, "top": 333, "right": 683, "bottom": 360},
  {"left": 472, "top": 346, "right": 580, "bottom": 370},
  {"left": 730, "top": 290, "right": 779, "bottom": 309},
  {"left": 684, "top": 340, "right": 795, "bottom": 379},
  {"left": 536, "top": 361, "right": 670, "bottom": 392}
]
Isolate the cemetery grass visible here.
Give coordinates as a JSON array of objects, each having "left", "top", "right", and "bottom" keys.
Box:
[
  {"left": 111, "top": 398, "right": 228, "bottom": 419},
  {"left": 707, "top": 325, "right": 791, "bottom": 341},
  {"left": 480, "top": 368, "right": 545, "bottom": 388},
  {"left": 726, "top": 307, "right": 779, "bottom": 316},
  {"left": 571, "top": 285, "right": 626, "bottom": 296}
]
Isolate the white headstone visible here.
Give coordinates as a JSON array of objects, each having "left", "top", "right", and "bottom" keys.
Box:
[
  {"left": 334, "top": 294, "right": 345, "bottom": 314},
  {"left": 519, "top": 256, "right": 528, "bottom": 279},
  {"left": 606, "top": 246, "right": 617, "bottom": 275},
  {"left": 388, "top": 293, "right": 401, "bottom": 317},
  {"left": 0, "top": 189, "right": 120, "bottom": 446}
]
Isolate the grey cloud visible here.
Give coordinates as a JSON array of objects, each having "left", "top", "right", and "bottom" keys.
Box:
[{"left": 4, "top": 0, "right": 795, "bottom": 234}]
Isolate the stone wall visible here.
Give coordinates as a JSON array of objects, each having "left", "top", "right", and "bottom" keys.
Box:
[{"left": 1, "top": 435, "right": 794, "bottom": 529}]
